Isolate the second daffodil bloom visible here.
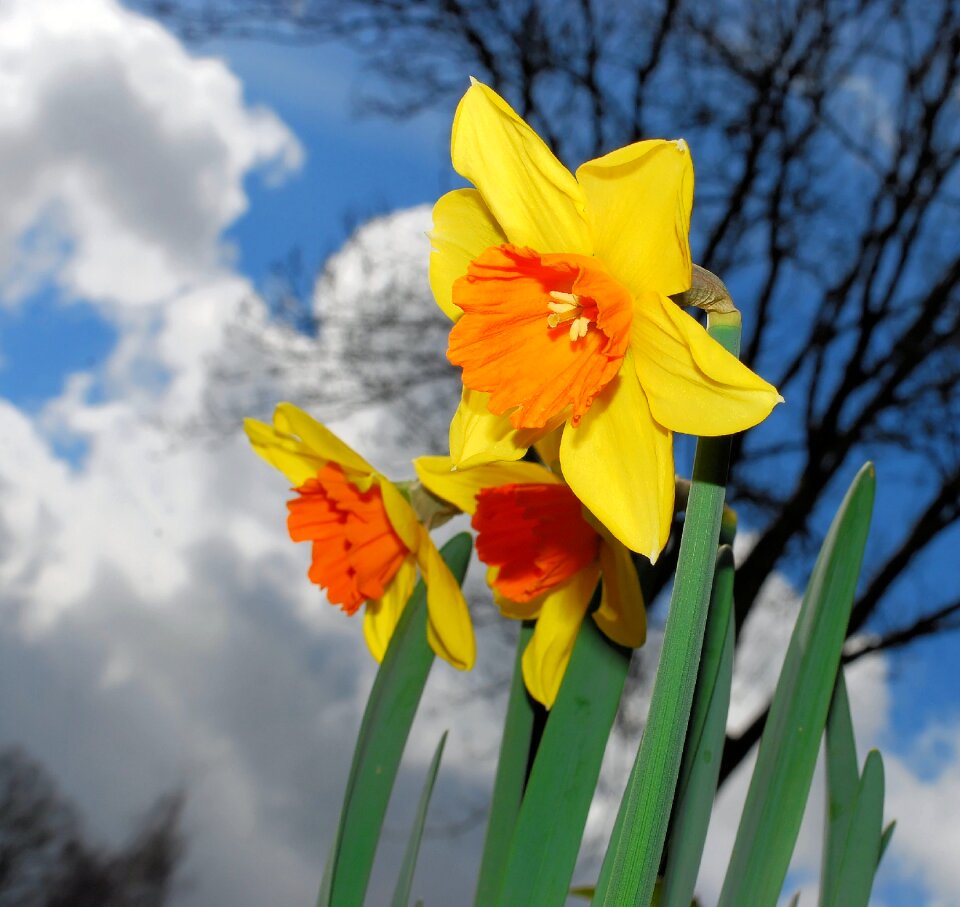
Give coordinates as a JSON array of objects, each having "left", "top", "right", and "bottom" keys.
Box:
[
  {"left": 415, "top": 456, "right": 645, "bottom": 708},
  {"left": 430, "top": 79, "right": 783, "bottom": 561},
  {"left": 245, "top": 403, "right": 475, "bottom": 671}
]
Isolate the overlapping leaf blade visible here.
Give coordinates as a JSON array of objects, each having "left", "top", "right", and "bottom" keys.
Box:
[
  {"left": 823, "top": 749, "right": 885, "bottom": 907},
  {"left": 716, "top": 463, "right": 876, "bottom": 907},
  {"left": 318, "top": 533, "right": 472, "bottom": 907},
  {"left": 473, "top": 621, "right": 537, "bottom": 907},
  {"left": 660, "top": 546, "right": 736, "bottom": 907},
  {"left": 390, "top": 731, "right": 448, "bottom": 907},
  {"left": 820, "top": 671, "right": 860, "bottom": 903},
  {"left": 495, "top": 606, "right": 631, "bottom": 907}
]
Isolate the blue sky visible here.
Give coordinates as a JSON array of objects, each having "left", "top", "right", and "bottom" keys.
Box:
[{"left": 0, "top": 3, "right": 958, "bottom": 905}]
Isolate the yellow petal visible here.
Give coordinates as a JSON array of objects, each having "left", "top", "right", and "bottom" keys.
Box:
[
  {"left": 274, "top": 402, "right": 374, "bottom": 474},
  {"left": 377, "top": 477, "right": 422, "bottom": 552},
  {"left": 416, "top": 527, "right": 475, "bottom": 670},
  {"left": 414, "top": 455, "right": 558, "bottom": 515},
  {"left": 576, "top": 139, "right": 694, "bottom": 297},
  {"left": 451, "top": 80, "right": 591, "bottom": 253},
  {"left": 560, "top": 355, "right": 674, "bottom": 562},
  {"left": 594, "top": 538, "right": 646, "bottom": 648},
  {"left": 521, "top": 564, "right": 600, "bottom": 708},
  {"left": 363, "top": 557, "right": 416, "bottom": 661},
  {"left": 449, "top": 387, "right": 539, "bottom": 468},
  {"left": 533, "top": 425, "right": 564, "bottom": 473},
  {"left": 430, "top": 188, "right": 506, "bottom": 321},
  {"left": 632, "top": 292, "right": 783, "bottom": 436},
  {"left": 244, "top": 416, "right": 322, "bottom": 486}
]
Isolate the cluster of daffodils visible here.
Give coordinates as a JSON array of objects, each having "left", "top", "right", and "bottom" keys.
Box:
[{"left": 246, "top": 80, "right": 781, "bottom": 708}]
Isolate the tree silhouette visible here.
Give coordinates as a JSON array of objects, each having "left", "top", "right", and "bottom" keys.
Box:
[
  {"left": 0, "top": 747, "right": 185, "bottom": 906},
  {"left": 146, "top": 0, "right": 960, "bottom": 780}
]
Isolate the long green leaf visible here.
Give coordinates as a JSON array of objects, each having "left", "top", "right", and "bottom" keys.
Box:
[
  {"left": 820, "top": 671, "right": 860, "bottom": 905},
  {"left": 592, "top": 314, "right": 741, "bottom": 907},
  {"left": 823, "top": 750, "right": 884, "bottom": 907},
  {"left": 717, "top": 463, "right": 875, "bottom": 907},
  {"left": 318, "top": 533, "right": 473, "bottom": 907},
  {"left": 473, "top": 621, "right": 537, "bottom": 907},
  {"left": 878, "top": 820, "right": 896, "bottom": 866},
  {"left": 661, "top": 547, "right": 736, "bottom": 907},
  {"left": 495, "top": 604, "right": 631, "bottom": 906},
  {"left": 390, "top": 732, "right": 448, "bottom": 907}
]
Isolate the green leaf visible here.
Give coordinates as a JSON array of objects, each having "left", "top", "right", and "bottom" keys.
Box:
[
  {"left": 495, "top": 603, "right": 631, "bottom": 906},
  {"left": 318, "top": 533, "right": 473, "bottom": 907},
  {"left": 820, "top": 671, "right": 860, "bottom": 905},
  {"left": 593, "top": 315, "right": 741, "bottom": 907},
  {"left": 661, "top": 547, "right": 736, "bottom": 907},
  {"left": 717, "top": 463, "right": 876, "bottom": 907},
  {"left": 473, "top": 621, "right": 537, "bottom": 907},
  {"left": 823, "top": 750, "right": 885, "bottom": 907},
  {"left": 879, "top": 820, "right": 896, "bottom": 866},
  {"left": 390, "top": 731, "right": 448, "bottom": 907}
]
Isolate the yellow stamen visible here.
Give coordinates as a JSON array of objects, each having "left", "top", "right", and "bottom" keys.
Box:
[{"left": 546, "top": 291, "right": 594, "bottom": 340}]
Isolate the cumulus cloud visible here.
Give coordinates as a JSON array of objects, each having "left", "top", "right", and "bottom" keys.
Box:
[
  {"left": 0, "top": 0, "right": 301, "bottom": 308},
  {"left": 0, "top": 6, "right": 498, "bottom": 902},
  {"left": 884, "top": 722, "right": 960, "bottom": 906}
]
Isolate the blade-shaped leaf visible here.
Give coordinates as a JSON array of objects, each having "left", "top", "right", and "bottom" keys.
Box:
[
  {"left": 717, "top": 463, "right": 876, "bottom": 907},
  {"left": 879, "top": 820, "right": 896, "bottom": 866},
  {"left": 820, "top": 671, "right": 859, "bottom": 904},
  {"left": 390, "top": 731, "right": 448, "bottom": 907},
  {"left": 661, "top": 546, "right": 736, "bottom": 907},
  {"left": 473, "top": 621, "right": 537, "bottom": 907},
  {"left": 593, "top": 314, "right": 741, "bottom": 907},
  {"left": 318, "top": 533, "right": 472, "bottom": 907},
  {"left": 495, "top": 603, "right": 631, "bottom": 906},
  {"left": 823, "top": 750, "right": 885, "bottom": 907}
]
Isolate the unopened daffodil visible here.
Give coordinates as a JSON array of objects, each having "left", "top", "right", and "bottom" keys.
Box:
[
  {"left": 245, "top": 403, "right": 474, "bottom": 670},
  {"left": 415, "top": 456, "right": 645, "bottom": 708},
  {"left": 430, "top": 79, "right": 782, "bottom": 561}
]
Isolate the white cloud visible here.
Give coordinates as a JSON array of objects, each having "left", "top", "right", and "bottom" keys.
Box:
[
  {"left": 0, "top": 0, "right": 301, "bottom": 308},
  {"left": 883, "top": 722, "right": 960, "bottom": 906}
]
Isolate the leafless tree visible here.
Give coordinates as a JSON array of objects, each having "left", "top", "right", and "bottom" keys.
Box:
[
  {"left": 148, "top": 0, "right": 960, "bottom": 781},
  {"left": 0, "top": 747, "right": 186, "bottom": 906}
]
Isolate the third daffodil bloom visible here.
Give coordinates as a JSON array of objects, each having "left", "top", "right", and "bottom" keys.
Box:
[
  {"left": 415, "top": 456, "right": 645, "bottom": 708},
  {"left": 430, "top": 80, "right": 782, "bottom": 561},
  {"left": 245, "top": 403, "right": 474, "bottom": 671}
]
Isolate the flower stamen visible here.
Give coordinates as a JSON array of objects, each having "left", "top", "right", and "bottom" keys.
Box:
[{"left": 546, "top": 290, "right": 594, "bottom": 341}]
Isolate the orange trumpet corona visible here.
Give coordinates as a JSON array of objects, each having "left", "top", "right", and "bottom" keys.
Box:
[
  {"left": 447, "top": 245, "right": 632, "bottom": 429},
  {"left": 472, "top": 481, "right": 600, "bottom": 603},
  {"left": 287, "top": 463, "right": 409, "bottom": 614}
]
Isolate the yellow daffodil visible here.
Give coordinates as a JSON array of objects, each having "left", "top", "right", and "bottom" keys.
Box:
[
  {"left": 415, "top": 456, "right": 645, "bottom": 708},
  {"left": 245, "top": 403, "right": 475, "bottom": 670},
  {"left": 429, "top": 79, "right": 782, "bottom": 561}
]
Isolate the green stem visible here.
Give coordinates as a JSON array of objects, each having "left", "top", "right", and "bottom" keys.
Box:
[{"left": 592, "top": 315, "right": 741, "bottom": 907}]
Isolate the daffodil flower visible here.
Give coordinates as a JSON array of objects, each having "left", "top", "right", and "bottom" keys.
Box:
[
  {"left": 415, "top": 456, "right": 645, "bottom": 708},
  {"left": 429, "top": 79, "right": 782, "bottom": 561},
  {"left": 245, "top": 403, "right": 475, "bottom": 670}
]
